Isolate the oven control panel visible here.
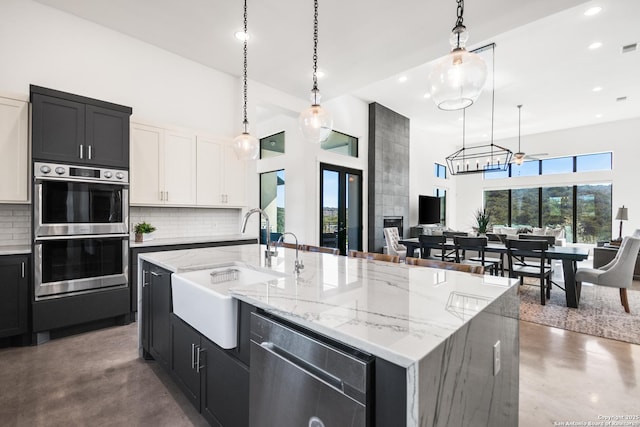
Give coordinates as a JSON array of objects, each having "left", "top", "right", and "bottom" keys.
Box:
[{"left": 35, "top": 162, "right": 129, "bottom": 184}]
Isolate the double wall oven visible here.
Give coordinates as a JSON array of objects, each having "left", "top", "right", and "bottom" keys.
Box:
[{"left": 33, "top": 161, "right": 129, "bottom": 301}]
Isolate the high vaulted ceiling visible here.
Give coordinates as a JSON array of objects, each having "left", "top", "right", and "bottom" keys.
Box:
[{"left": 35, "top": 0, "right": 640, "bottom": 145}]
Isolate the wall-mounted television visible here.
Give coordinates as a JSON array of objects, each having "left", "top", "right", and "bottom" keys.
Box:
[{"left": 419, "top": 195, "right": 441, "bottom": 224}]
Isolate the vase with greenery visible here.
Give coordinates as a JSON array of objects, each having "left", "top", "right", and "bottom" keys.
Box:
[
  {"left": 474, "top": 209, "right": 491, "bottom": 235},
  {"left": 134, "top": 221, "right": 156, "bottom": 242}
]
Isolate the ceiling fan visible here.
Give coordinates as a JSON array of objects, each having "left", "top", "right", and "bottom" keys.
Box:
[{"left": 512, "top": 104, "right": 547, "bottom": 165}]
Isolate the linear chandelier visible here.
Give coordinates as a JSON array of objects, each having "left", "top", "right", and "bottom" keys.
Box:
[{"left": 445, "top": 43, "right": 513, "bottom": 175}]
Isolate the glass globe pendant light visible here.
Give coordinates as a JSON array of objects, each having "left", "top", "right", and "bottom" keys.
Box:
[
  {"left": 233, "top": 0, "right": 259, "bottom": 160},
  {"left": 299, "top": 0, "right": 333, "bottom": 143},
  {"left": 429, "top": 0, "right": 488, "bottom": 111}
]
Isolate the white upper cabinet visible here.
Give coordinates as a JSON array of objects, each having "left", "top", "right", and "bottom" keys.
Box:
[
  {"left": 130, "top": 123, "right": 196, "bottom": 206},
  {"left": 131, "top": 122, "right": 246, "bottom": 208},
  {"left": 196, "top": 136, "right": 247, "bottom": 207},
  {"left": 0, "top": 97, "right": 29, "bottom": 203}
]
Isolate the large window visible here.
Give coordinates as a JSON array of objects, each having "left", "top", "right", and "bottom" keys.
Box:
[
  {"left": 321, "top": 130, "right": 358, "bottom": 157},
  {"left": 484, "top": 183, "right": 612, "bottom": 243},
  {"left": 484, "top": 152, "right": 612, "bottom": 179},
  {"left": 259, "top": 170, "right": 285, "bottom": 242},
  {"left": 542, "top": 186, "right": 573, "bottom": 242},
  {"left": 434, "top": 188, "right": 447, "bottom": 225},
  {"left": 511, "top": 188, "right": 539, "bottom": 227},
  {"left": 576, "top": 184, "right": 612, "bottom": 243},
  {"left": 260, "top": 132, "right": 285, "bottom": 159},
  {"left": 484, "top": 190, "right": 509, "bottom": 225},
  {"left": 576, "top": 152, "right": 612, "bottom": 172}
]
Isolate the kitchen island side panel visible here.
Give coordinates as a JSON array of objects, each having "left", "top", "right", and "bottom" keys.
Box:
[{"left": 415, "top": 285, "right": 519, "bottom": 427}]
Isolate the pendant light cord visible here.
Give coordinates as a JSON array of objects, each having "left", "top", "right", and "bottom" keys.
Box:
[
  {"left": 312, "top": 0, "right": 319, "bottom": 104},
  {"left": 453, "top": 0, "right": 465, "bottom": 48},
  {"left": 517, "top": 104, "right": 522, "bottom": 151},
  {"left": 490, "top": 44, "right": 495, "bottom": 145},
  {"left": 242, "top": 0, "right": 249, "bottom": 132}
]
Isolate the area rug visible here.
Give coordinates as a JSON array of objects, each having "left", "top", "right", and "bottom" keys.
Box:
[{"left": 519, "top": 282, "right": 640, "bottom": 345}]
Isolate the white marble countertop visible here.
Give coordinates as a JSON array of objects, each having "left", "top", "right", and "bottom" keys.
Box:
[
  {"left": 139, "top": 244, "right": 517, "bottom": 367},
  {"left": 0, "top": 245, "right": 31, "bottom": 255},
  {"left": 130, "top": 234, "right": 255, "bottom": 248}
]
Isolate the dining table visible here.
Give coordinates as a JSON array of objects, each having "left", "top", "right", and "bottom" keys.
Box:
[{"left": 399, "top": 237, "right": 590, "bottom": 308}]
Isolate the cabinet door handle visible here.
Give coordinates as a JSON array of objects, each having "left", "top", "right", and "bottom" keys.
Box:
[
  {"left": 79, "top": 144, "right": 84, "bottom": 159},
  {"left": 191, "top": 343, "right": 196, "bottom": 369},
  {"left": 88, "top": 145, "right": 93, "bottom": 159},
  {"left": 142, "top": 270, "right": 149, "bottom": 287},
  {"left": 150, "top": 271, "right": 161, "bottom": 277},
  {"left": 165, "top": 191, "right": 168, "bottom": 202},
  {"left": 196, "top": 347, "right": 205, "bottom": 373},
  {"left": 159, "top": 191, "right": 163, "bottom": 201},
  {"left": 21, "top": 262, "right": 25, "bottom": 278}
]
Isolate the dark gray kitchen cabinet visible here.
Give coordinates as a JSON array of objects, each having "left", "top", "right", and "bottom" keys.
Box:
[
  {"left": 170, "top": 314, "right": 249, "bottom": 427},
  {"left": 141, "top": 262, "right": 172, "bottom": 369},
  {"left": 171, "top": 313, "right": 202, "bottom": 410},
  {"left": 0, "top": 255, "right": 29, "bottom": 338},
  {"left": 31, "top": 85, "right": 131, "bottom": 169}
]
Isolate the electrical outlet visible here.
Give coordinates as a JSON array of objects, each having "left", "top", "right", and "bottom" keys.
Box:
[{"left": 493, "top": 340, "right": 501, "bottom": 375}]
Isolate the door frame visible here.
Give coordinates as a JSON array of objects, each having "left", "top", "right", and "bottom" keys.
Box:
[{"left": 319, "top": 163, "right": 363, "bottom": 255}]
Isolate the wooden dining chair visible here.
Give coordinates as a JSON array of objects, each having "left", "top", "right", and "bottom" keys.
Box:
[
  {"left": 304, "top": 244, "right": 340, "bottom": 255},
  {"left": 506, "top": 239, "right": 552, "bottom": 305},
  {"left": 453, "top": 236, "right": 502, "bottom": 275},
  {"left": 406, "top": 257, "right": 485, "bottom": 274},
  {"left": 273, "top": 241, "right": 304, "bottom": 250},
  {"left": 348, "top": 250, "right": 400, "bottom": 263}
]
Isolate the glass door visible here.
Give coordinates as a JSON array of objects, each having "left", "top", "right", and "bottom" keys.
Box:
[{"left": 320, "top": 163, "right": 362, "bottom": 255}]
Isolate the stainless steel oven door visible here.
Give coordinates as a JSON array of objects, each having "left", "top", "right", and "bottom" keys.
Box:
[
  {"left": 34, "top": 178, "right": 129, "bottom": 237},
  {"left": 34, "top": 235, "right": 129, "bottom": 300}
]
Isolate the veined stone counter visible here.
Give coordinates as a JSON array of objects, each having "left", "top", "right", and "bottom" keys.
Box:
[{"left": 140, "top": 244, "right": 520, "bottom": 426}]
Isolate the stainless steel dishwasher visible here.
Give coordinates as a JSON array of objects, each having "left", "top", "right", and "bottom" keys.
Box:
[{"left": 249, "top": 312, "right": 373, "bottom": 427}]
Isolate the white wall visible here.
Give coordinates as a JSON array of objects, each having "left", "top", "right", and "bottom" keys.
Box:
[
  {"left": 0, "top": 0, "right": 240, "bottom": 136},
  {"left": 409, "top": 125, "right": 459, "bottom": 229},
  {"left": 454, "top": 117, "right": 640, "bottom": 237}
]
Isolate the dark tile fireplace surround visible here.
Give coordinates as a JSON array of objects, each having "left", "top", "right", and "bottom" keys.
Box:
[{"left": 368, "top": 103, "right": 410, "bottom": 253}]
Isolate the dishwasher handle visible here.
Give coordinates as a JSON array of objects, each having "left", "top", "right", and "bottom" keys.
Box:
[{"left": 260, "top": 341, "right": 344, "bottom": 392}]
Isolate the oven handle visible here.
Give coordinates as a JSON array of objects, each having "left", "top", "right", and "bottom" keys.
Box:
[
  {"left": 34, "top": 176, "right": 129, "bottom": 186},
  {"left": 35, "top": 233, "right": 130, "bottom": 241}
]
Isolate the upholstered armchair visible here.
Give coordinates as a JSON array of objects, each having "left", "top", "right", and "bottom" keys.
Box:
[
  {"left": 575, "top": 235, "right": 640, "bottom": 313},
  {"left": 383, "top": 227, "right": 407, "bottom": 261}
]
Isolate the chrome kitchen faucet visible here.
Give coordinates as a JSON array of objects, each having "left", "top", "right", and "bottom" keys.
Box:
[{"left": 241, "top": 208, "right": 277, "bottom": 267}]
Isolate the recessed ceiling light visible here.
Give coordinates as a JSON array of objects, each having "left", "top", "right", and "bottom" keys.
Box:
[
  {"left": 592, "top": 86, "right": 603, "bottom": 92},
  {"left": 234, "top": 31, "right": 249, "bottom": 41},
  {"left": 398, "top": 76, "right": 408, "bottom": 83},
  {"left": 595, "top": 114, "right": 603, "bottom": 118},
  {"left": 584, "top": 6, "right": 602, "bottom": 16},
  {"left": 423, "top": 92, "right": 431, "bottom": 99},
  {"left": 588, "top": 42, "right": 602, "bottom": 50}
]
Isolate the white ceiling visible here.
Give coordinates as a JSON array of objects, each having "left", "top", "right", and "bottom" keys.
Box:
[{"left": 35, "top": 0, "right": 640, "bottom": 146}]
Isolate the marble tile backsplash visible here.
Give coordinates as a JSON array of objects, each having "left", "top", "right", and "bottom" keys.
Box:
[
  {"left": 0, "top": 205, "right": 242, "bottom": 246},
  {"left": 0, "top": 204, "right": 31, "bottom": 246},
  {"left": 130, "top": 207, "right": 242, "bottom": 239}
]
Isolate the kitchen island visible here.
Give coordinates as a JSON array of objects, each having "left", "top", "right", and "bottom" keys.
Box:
[{"left": 139, "top": 244, "right": 519, "bottom": 427}]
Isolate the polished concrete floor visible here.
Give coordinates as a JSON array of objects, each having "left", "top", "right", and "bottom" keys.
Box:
[{"left": 1, "top": 319, "right": 639, "bottom": 426}]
